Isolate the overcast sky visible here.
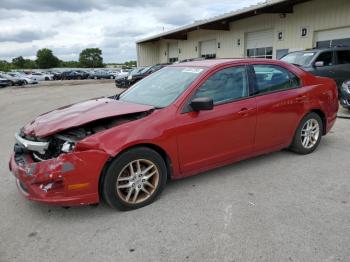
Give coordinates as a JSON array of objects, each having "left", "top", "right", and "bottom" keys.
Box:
[{"left": 0, "top": 0, "right": 261, "bottom": 63}]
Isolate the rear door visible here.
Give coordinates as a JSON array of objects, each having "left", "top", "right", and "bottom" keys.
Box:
[{"left": 250, "top": 64, "right": 307, "bottom": 153}]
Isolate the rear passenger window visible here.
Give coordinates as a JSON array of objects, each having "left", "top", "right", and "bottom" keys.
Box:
[
  {"left": 315, "top": 52, "right": 333, "bottom": 66},
  {"left": 337, "top": 50, "right": 350, "bottom": 64},
  {"left": 252, "top": 65, "right": 300, "bottom": 95}
]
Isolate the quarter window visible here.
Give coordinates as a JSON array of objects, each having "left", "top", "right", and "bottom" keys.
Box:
[
  {"left": 252, "top": 65, "right": 300, "bottom": 95},
  {"left": 193, "top": 66, "right": 249, "bottom": 104}
]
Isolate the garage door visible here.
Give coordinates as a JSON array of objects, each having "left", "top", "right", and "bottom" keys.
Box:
[
  {"left": 168, "top": 42, "right": 179, "bottom": 63},
  {"left": 200, "top": 39, "right": 216, "bottom": 59},
  {"left": 246, "top": 30, "right": 273, "bottom": 59},
  {"left": 315, "top": 27, "right": 350, "bottom": 48}
]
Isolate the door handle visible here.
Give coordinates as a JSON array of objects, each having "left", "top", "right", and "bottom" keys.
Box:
[{"left": 237, "top": 108, "right": 253, "bottom": 116}]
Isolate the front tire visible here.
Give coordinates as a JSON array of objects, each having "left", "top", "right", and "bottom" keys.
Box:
[
  {"left": 102, "top": 147, "right": 167, "bottom": 211},
  {"left": 290, "top": 112, "right": 323, "bottom": 155}
]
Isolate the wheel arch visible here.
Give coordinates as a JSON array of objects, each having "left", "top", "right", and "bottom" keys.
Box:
[
  {"left": 309, "top": 109, "right": 327, "bottom": 135},
  {"left": 98, "top": 143, "right": 173, "bottom": 199}
]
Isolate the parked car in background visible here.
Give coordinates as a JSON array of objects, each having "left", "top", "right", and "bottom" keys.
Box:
[
  {"left": 116, "top": 69, "right": 132, "bottom": 78},
  {"left": 340, "top": 80, "right": 350, "bottom": 111},
  {"left": 127, "top": 64, "right": 170, "bottom": 86},
  {"left": 0, "top": 73, "right": 26, "bottom": 86},
  {"left": 27, "top": 72, "right": 53, "bottom": 81},
  {"left": 9, "top": 59, "right": 338, "bottom": 210},
  {"left": 89, "top": 70, "right": 115, "bottom": 79},
  {"left": 280, "top": 47, "right": 350, "bottom": 89},
  {"left": 8, "top": 72, "right": 38, "bottom": 85},
  {"left": 0, "top": 77, "right": 12, "bottom": 88},
  {"left": 115, "top": 67, "right": 144, "bottom": 88},
  {"left": 56, "top": 70, "right": 89, "bottom": 80}
]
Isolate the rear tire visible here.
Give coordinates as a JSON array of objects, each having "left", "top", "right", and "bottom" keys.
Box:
[
  {"left": 102, "top": 147, "right": 167, "bottom": 211},
  {"left": 290, "top": 112, "right": 323, "bottom": 155}
]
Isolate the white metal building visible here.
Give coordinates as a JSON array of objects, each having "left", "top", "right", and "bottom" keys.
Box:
[{"left": 136, "top": 0, "right": 350, "bottom": 66}]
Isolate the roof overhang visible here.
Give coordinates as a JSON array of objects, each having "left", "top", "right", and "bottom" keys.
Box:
[{"left": 137, "top": 0, "right": 311, "bottom": 44}]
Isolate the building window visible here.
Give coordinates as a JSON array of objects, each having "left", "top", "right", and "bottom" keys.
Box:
[
  {"left": 169, "top": 57, "right": 179, "bottom": 63},
  {"left": 316, "top": 38, "right": 350, "bottom": 48},
  {"left": 247, "top": 47, "right": 273, "bottom": 59},
  {"left": 201, "top": 54, "right": 216, "bottom": 59}
]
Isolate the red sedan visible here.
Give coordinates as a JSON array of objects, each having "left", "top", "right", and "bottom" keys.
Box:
[{"left": 9, "top": 59, "right": 338, "bottom": 210}]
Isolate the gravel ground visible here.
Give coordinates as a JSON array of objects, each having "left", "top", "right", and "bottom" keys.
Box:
[{"left": 0, "top": 81, "right": 349, "bottom": 262}]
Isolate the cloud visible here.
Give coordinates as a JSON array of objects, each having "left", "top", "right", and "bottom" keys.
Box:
[
  {"left": 0, "top": 0, "right": 262, "bottom": 63},
  {"left": 0, "top": 0, "right": 103, "bottom": 12},
  {"left": 0, "top": 0, "right": 166, "bottom": 13},
  {"left": 0, "top": 30, "right": 57, "bottom": 43}
]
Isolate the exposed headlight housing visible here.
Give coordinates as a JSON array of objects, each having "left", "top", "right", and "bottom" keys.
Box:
[
  {"left": 341, "top": 80, "right": 350, "bottom": 94},
  {"left": 61, "top": 141, "right": 75, "bottom": 153}
]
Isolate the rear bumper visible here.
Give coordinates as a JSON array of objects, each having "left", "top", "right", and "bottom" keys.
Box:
[{"left": 9, "top": 150, "right": 109, "bottom": 206}]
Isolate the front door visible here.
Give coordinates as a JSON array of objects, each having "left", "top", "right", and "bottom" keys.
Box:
[
  {"left": 176, "top": 66, "right": 257, "bottom": 174},
  {"left": 312, "top": 51, "right": 336, "bottom": 80}
]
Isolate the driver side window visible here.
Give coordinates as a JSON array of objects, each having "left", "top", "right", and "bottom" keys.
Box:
[
  {"left": 193, "top": 66, "right": 248, "bottom": 105},
  {"left": 315, "top": 52, "right": 333, "bottom": 66}
]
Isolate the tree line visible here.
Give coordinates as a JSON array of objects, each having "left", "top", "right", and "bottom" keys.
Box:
[{"left": 0, "top": 48, "right": 136, "bottom": 71}]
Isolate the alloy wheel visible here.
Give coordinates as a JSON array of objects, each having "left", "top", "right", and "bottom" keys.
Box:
[
  {"left": 301, "top": 119, "right": 320, "bottom": 149},
  {"left": 116, "top": 159, "right": 159, "bottom": 204}
]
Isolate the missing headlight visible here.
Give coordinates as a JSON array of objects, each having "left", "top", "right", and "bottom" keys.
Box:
[{"left": 61, "top": 141, "right": 75, "bottom": 153}]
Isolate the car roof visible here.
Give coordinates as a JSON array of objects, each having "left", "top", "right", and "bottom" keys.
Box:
[
  {"left": 169, "top": 58, "right": 286, "bottom": 68},
  {"left": 294, "top": 47, "right": 350, "bottom": 53}
]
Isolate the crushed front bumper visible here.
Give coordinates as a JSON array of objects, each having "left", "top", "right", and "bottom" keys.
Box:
[{"left": 9, "top": 150, "right": 109, "bottom": 206}]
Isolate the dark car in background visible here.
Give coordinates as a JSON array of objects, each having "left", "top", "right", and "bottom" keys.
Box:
[
  {"left": 281, "top": 47, "right": 350, "bottom": 110},
  {"left": 55, "top": 70, "right": 89, "bottom": 80},
  {"left": 116, "top": 64, "right": 170, "bottom": 89},
  {"left": 280, "top": 47, "right": 350, "bottom": 88},
  {"left": 127, "top": 64, "right": 170, "bottom": 86}
]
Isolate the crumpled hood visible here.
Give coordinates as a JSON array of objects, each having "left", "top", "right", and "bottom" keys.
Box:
[{"left": 22, "top": 97, "right": 154, "bottom": 137}]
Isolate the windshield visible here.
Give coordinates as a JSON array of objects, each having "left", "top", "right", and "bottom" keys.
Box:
[
  {"left": 140, "top": 66, "right": 151, "bottom": 74},
  {"left": 280, "top": 51, "right": 316, "bottom": 66},
  {"left": 119, "top": 66, "right": 205, "bottom": 108},
  {"left": 130, "top": 68, "right": 143, "bottom": 75}
]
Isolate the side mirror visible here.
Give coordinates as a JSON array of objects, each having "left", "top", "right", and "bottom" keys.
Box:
[
  {"left": 314, "top": 61, "right": 324, "bottom": 67},
  {"left": 190, "top": 97, "right": 214, "bottom": 111}
]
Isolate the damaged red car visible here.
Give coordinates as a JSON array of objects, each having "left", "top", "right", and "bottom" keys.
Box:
[{"left": 9, "top": 59, "right": 338, "bottom": 210}]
